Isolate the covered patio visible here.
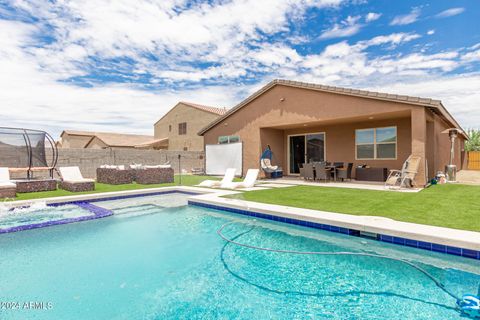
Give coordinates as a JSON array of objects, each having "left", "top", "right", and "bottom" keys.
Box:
[
  {"left": 201, "top": 79, "right": 466, "bottom": 188},
  {"left": 259, "top": 107, "right": 447, "bottom": 187}
]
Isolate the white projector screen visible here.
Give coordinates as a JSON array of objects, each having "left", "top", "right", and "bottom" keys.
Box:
[{"left": 205, "top": 142, "right": 242, "bottom": 176}]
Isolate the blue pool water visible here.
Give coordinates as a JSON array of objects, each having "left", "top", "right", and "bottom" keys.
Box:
[{"left": 0, "top": 193, "right": 479, "bottom": 319}]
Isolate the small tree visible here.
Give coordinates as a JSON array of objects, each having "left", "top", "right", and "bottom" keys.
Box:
[{"left": 465, "top": 129, "right": 480, "bottom": 151}]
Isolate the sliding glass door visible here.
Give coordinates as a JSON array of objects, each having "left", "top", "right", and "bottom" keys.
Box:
[
  {"left": 289, "top": 135, "right": 305, "bottom": 174},
  {"left": 289, "top": 133, "right": 325, "bottom": 174}
]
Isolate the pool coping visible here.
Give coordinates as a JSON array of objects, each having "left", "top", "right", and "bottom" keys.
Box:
[
  {"left": 2, "top": 186, "right": 479, "bottom": 260},
  {"left": 0, "top": 202, "right": 114, "bottom": 234},
  {"left": 0, "top": 186, "right": 210, "bottom": 234},
  {"left": 187, "top": 190, "right": 480, "bottom": 260}
]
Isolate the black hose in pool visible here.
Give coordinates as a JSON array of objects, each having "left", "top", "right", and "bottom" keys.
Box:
[{"left": 217, "top": 221, "right": 461, "bottom": 304}]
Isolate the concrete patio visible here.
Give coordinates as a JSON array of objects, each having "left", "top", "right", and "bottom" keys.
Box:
[
  {"left": 457, "top": 170, "right": 480, "bottom": 185},
  {"left": 261, "top": 176, "right": 423, "bottom": 192}
]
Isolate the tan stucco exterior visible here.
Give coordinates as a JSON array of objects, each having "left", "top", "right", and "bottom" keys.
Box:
[
  {"left": 59, "top": 133, "right": 92, "bottom": 148},
  {"left": 154, "top": 102, "right": 223, "bottom": 151},
  {"left": 202, "top": 83, "right": 465, "bottom": 186},
  {"left": 58, "top": 131, "right": 154, "bottom": 149}
]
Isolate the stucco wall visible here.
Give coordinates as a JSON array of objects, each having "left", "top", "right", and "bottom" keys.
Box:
[
  {"left": 59, "top": 134, "right": 92, "bottom": 148},
  {"left": 278, "top": 117, "right": 412, "bottom": 178},
  {"left": 433, "top": 113, "right": 465, "bottom": 173},
  {"left": 203, "top": 85, "right": 419, "bottom": 178},
  {"left": 85, "top": 136, "right": 108, "bottom": 149},
  {"left": 154, "top": 103, "right": 221, "bottom": 151}
]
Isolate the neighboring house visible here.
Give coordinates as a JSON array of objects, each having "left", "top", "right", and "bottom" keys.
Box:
[
  {"left": 58, "top": 130, "right": 156, "bottom": 149},
  {"left": 199, "top": 79, "right": 467, "bottom": 186},
  {"left": 153, "top": 101, "right": 226, "bottom": 151}
]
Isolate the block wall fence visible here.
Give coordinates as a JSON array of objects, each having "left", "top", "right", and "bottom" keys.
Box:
[{"left": 38, "top": 148, "right": 204, "bottom": 179}]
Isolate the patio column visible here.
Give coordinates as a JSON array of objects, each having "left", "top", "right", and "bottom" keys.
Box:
[{"left": 411, "top": 108, "right": 427, "bottom": 186}]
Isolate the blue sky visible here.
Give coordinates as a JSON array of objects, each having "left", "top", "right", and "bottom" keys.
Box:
[{"left": 0, "top": 0, "right": 479, "bottom": 137}]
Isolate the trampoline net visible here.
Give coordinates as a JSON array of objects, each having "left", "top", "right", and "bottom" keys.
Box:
[{"left": 0, "top": 127, "right": 49, "bottom": 168}]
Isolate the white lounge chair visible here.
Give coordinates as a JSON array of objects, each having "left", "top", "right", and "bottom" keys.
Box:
[
  {"left": 58, "top": 166, "right": 95, "bottom": 192},
  {"left": 197, "top": 168, "right": 236, "bottom": 188},
  {"left": 221, "top": 169, "right": 259, "bottom": 189},
  {"left": 0, "top": 167, "right": 16, "bottom": 198}
]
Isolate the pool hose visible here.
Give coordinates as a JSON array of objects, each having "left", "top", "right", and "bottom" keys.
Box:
[{"left": 217, "top": 221, "right": 480, "bottom": 318}]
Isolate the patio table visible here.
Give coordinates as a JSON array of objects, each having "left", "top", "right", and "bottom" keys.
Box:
[{"left": 325, "top": 165, "right": 337, "bottom": 181}]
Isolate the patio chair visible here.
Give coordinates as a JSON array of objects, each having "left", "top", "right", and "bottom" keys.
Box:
[
  {"left": 0, "top": 167, "right": 16, "bottom": 198},
  {"left": 314, "top": 162, "right": 330, "bottom": 182},
  {"left": 333, "top": 162, "right": 344, "bottom": 168},
  {"left": 385, "top": 155, "right": 422, "bottom": 189},
  {"left": 221, "top": 169, "right": 259, "bottom": 189},
  {"left": 58, "top": 166, "right": 95, "bottom": 192},
  {"left": 303, "top": 163, "right": 315, "bottom": 181},
  {"left": 197, "top": 168, "right": 236, "bottom": 188},
  {"left": 299, "top": 163, "right": 305, "bottom": 179},
  {"left": 337, "top": 163, "right": 353, "bottom": 181}
]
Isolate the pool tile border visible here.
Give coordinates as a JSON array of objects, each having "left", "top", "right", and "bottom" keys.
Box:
[
  {"left": 0, "top": 190, "right": 199, "bottom": 234},
  {"left": 46, "top": 190, "right": 198, "bottom": 206},
  {"left": 0, "top": 202, "right": 113, "bottom": 234},
  {"left": 188, "top": 200, "right": 480, "bottom": 260}
]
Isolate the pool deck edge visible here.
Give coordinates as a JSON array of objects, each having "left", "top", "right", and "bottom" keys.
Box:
[
  {"left": 3, "top": 186, "right": 479, "bottom": 259},
  {"left": 187, "top": 190, "right": 480, "bottom": 258}
]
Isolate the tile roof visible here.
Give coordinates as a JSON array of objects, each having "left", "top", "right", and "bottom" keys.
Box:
[
  {"left": 61, "top": 130, "right": 154, "bottom": 147},
  {"left": 179, "top": 101, "right": 227, "bottom": 115},
  {"left": 154, "top": 101, "right": 226, "bottom": 125},
  {"left": 198, "top": 79, "right": 464, "bottom": 136}
]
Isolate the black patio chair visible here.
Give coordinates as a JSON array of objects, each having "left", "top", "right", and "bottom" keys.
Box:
[
  {"left": 334, "top": 162, "right": 344, "bottom": 168},
  {"left": 337, "top": 163, "right": 353, "bottom": 181}
]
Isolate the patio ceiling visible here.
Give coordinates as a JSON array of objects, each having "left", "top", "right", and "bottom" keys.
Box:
[{"left": 261, "top": 110, "right": 411, "bottom": 130}]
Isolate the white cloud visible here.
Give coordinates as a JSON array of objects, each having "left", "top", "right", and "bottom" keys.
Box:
[
  {"left": 427, "top": 30, "right": 435, "bottom": 35},
  {"left": 1, "top": 2, "right": 480, "bottom": 135},
  {"left": 435, "top": 7, "right": 465, "bottom": 18},
  {"left": 461, "top": 50, "right": 480, "bottom": 63},
  {"left": 0, "top": 19, "right": 244, "bottom": 137},
  {"left": 365, "top": 12, "right": 381, "bottom": 22},
  {"left": 8, "top": 0, "right": 344, "bottom": 83},
  {"left": 360, "top": 32, "right": 421, "bottom": 48},
  {"left": 319, "top": 15, "right": 362, "bottom": 39},
  {"left": 366, "top": 74, "right": 480, "bottom": 129},
  {"left": 390, "top": 8, "right": 421, "bottom": 26}
]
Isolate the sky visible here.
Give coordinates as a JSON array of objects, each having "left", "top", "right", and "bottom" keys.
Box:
[{"left": 0, "top": 0, "right": 479, "bottom": 138}]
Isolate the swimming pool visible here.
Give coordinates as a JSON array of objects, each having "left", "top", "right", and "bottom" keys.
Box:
[{"left": 1, "top": 192, "right": 479, "bottom": 319}]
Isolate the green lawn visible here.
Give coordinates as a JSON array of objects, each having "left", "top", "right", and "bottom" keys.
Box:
[
  {"left": 227, "top": 184, "right": 480, "bottom": 232},
  {"left": 11, "top": 175, "right": 214, "bottom": 201}
]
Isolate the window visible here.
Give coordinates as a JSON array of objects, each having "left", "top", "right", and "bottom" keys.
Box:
[
  {"left": 218, "top": 135, "right": 240, "bottom": 144},
  {"left": 169, "top": 125, "right": 172, "bottom": 132},
  {"left": 178, "top": 122, "right": 187, "bottom": 135},
  {"left": 355, "top": 126, "right": 396, "bottom": 159}
]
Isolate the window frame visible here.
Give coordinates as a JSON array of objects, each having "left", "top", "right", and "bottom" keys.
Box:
[
  {"left": 178, "top": 122, "right": 187, "bottom": 135},
  {"left": 355, "top": 126, "right": 397, "bottom": 160},
  {"left": 218, "top": 135, "right": 240, "bottom": 144}
]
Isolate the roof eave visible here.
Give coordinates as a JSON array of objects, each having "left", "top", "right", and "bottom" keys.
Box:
[{"left": 198, "top": 79, "right": 465, "bottom": 137}]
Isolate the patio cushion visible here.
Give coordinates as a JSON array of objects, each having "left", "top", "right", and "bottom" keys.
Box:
[{"left": 0, "top": 181, "right": 16, "bottom": 189}]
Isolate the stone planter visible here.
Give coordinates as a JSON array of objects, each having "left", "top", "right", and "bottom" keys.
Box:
[
  {"left": 96, "top": 168, "right": 134, "bottom": 185},
  {"left": 135, "top": 167, "right": 174, "bottom": 184}
]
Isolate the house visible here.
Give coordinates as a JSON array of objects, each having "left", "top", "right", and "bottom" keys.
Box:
[
  {"left": 199, "top": 79, "right": 467, "bottom": 186},
  {"left": 152, "top": 101, "right": 226, "bottom": 151},
  {"left": 57, "top": 130, "right": 156, "bottom": 149}
]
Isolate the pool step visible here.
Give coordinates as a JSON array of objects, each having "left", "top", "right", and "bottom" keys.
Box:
[{"left": 112, "top": 204, "right": 165, "bottom": 218}]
